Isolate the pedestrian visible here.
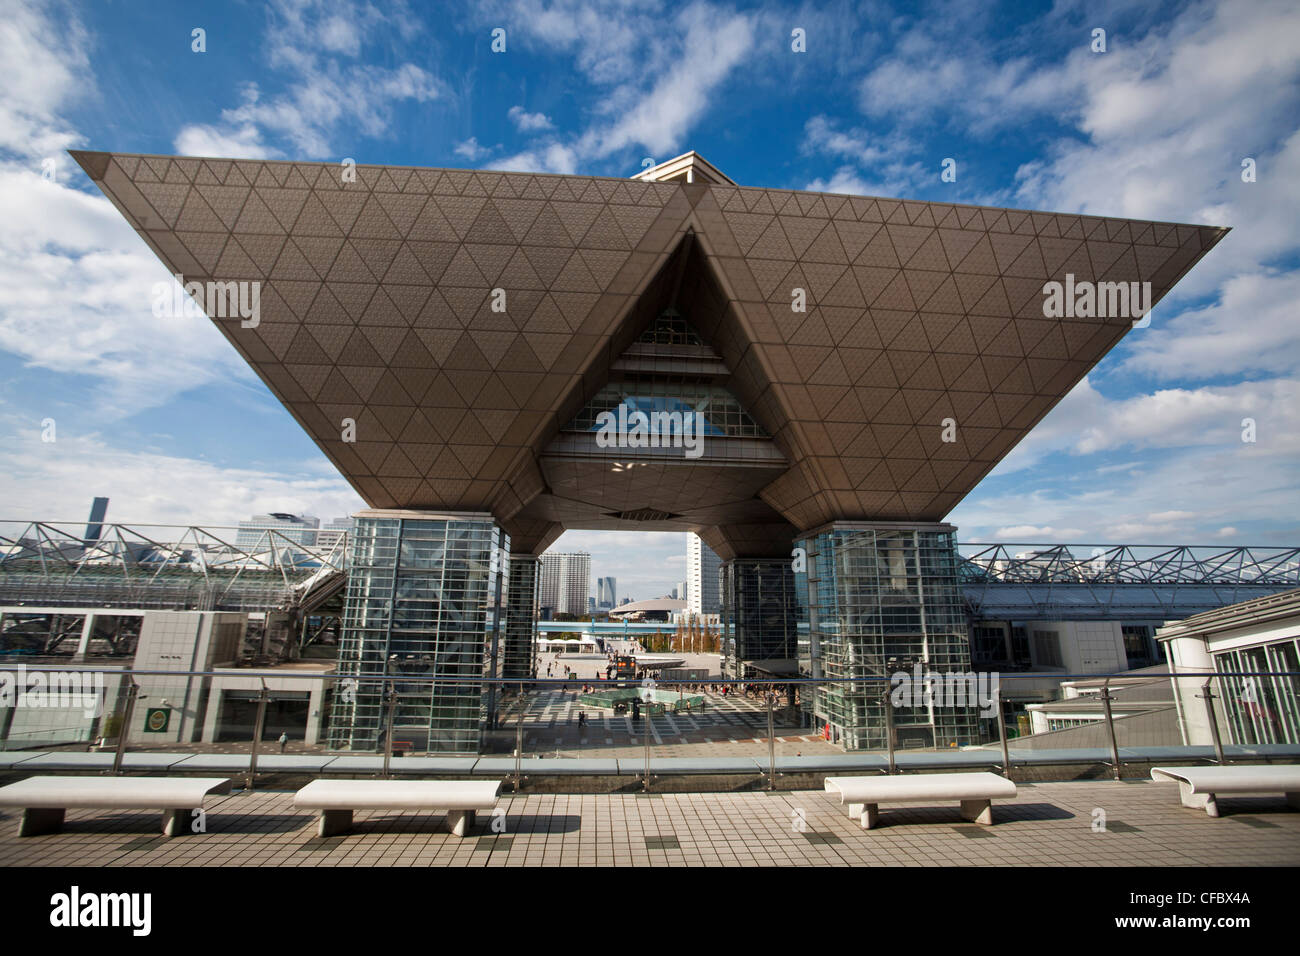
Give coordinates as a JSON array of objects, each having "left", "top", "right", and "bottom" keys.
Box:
[{"left": 278, "top": 732, "right": 288, "bottom": 753}]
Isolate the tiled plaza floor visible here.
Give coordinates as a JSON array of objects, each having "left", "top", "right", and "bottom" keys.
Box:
[
  {"left": 1, "top": 779, "right": 1297, "bottom": 867},
  {"left": 509, "top": 688, "right": 835, "bottom": 758}
]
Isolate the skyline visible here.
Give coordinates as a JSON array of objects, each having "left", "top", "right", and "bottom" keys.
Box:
[{"left": 2, "top": 0, "right": 1298, "bottom": 601}]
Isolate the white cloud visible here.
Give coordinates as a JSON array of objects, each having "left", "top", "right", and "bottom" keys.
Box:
[
  {"left": 0, "top": 426, "right": 364, "bottom": 526},
  {"left": 1009, "top": 1, "right": 1300, "bottom": 303},
  {"left": 955, "top": 442, "right": 1300, "bottom": 542},
  {"left": 494, "top": 142, "right": 578, "bottom": 174},
  {"left": 800, "top": 118, "right": 928, "bottom": 197},
  {"left": 952, "top": 379, "right": 1300, "bottom": 543},
  {"left": 1117, "top": 270, "right": 1300, "bottom": 382},
  {"left": 802, "top": 116, "right": 909, "bottom": 166},
  {"left": 474, "top": 1, "right": 758, "bottom": 166},
  {"left": 174, "top": 1, "right": 444, "bottom": 159},
  {"left": 805, "top": 166, "right": 876, "bottom": 196},
  {"left": 488, "top": 0, "right": 669, "bottom": 87},
  {"left": 987, "top": 376, "right": 1300, "bottom": 476},
  {"left": 859, "top": 42, "right": 1079, "bottom": 134},
  {"left": 172, "top": 123, "right": 280, "bottom": 160},
  {"left": 577, "top": 4, "right": 754, "bottom": 158},
  {"left": 917, "top": 1, "right": 1300, "bottom": 544},
  {"left": 1070, "top": 380, "right": 1299, "bottom": 455},
  {"left": 0, "top": 1, "right": 254, "bottom": 426},
  {"left": 454, "top": 137, "right": 493, "bottom": 161},
  {"left": 0, "top": 166, "right": 251, "bottom": 415},
  {"left": 0, "top": 0, "right": 90, "bottom": 159},
  {"left": 508, "top": 105, "right": 554, "bottom": 132},
  {"left": 991, "top": 525, "right": 1089, "bottom": 540}
]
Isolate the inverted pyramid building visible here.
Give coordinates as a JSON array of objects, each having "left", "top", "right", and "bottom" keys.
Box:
[{"left": 74, "top": 149, "right": 1227, "bottom": 751}]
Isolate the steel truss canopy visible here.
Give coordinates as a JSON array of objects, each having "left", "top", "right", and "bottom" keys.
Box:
[
  {"left": 73, "top": 150, "right": 1227, "bottom": 557},
  {"left": 958, "top": 543, "right": 1300, "bottom": 620},
  {"left": 0, "top": 520, "right": 347, "bottom": 612}
]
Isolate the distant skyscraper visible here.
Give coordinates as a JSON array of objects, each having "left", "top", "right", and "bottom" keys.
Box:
[
  {"left": 236, "top": 513, "right": 320, "bottom": 550},
  {"left": 597, "top": 576, "right": 617, "bottom": 609},
  {"left": 315, "top": 516, "right": 354, "bottom": 552},
  {"left": 539, "top": 552, "right": 591, "bottom": 616},
  {"left": 687, "top": 534, "right": 722, "bottom": 615},
  {"left": 83, "top": 497, "right": 109, "bottom": 544}
]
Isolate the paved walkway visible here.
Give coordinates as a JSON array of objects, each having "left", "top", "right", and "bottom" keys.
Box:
[
  {"left": 2, "top": 780, "right": 1296, "bottom": 867},
  {"left": 512, "top": 688, "right": 833, "bottom": 757}
]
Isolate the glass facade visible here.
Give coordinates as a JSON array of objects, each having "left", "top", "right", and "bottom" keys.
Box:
[
  {"left": 1213, "top": 638, "right": 1300, "bottom": 746},
  {"left": 799, "top": 524, "right": 979, "bottom": 750},
  {"left": 565, "top": 382, "right": 768, "bottom": 439},
  {"left": 327, "top": 513, "right": 507, "bottom": 754},
  {"left": 502, "top": 556, "right": 539, "bottom": 681},
  {"left": 720, "top": 559, "right": 803, "bottom": 678},
  {"left": 635, "top": 308, "right": 704, "bottom": 347}
]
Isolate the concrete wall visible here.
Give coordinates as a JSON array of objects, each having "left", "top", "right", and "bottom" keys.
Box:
[
  {"left": 128, "top": 611, "right": 248, "bottom": 744},
  {"left": 1028, "top": 621, "right": 1127, "bottom": 673},
  {"left": 999, "top": 706, "right": 1181, "bottom": 751}
]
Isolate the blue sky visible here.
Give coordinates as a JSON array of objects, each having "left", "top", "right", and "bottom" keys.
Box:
[{"left": 0, "top": 0, "right": 1297, "bottom": 601}]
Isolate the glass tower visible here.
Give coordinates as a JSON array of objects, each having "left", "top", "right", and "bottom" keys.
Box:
[
  {"left": 502, "top": 556, "right": 539, "bottom": 681},
  {"left": 720, "top": 558, "right": 803, "bottom": 679},
  {"left": 328, "top": 511, "right": 508, "bottom": 754},
  {"left": 799, "top": 523, "right": 978, "bottom": 750}
]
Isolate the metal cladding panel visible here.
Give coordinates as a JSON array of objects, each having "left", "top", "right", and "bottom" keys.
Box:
[{"left": 73, "top": 150, "right": 1227, "bottom": 547}]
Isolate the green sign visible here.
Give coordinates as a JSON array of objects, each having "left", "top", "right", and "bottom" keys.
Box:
[{"left": 144, "top": 707, "right": 171, "bottom": 733}]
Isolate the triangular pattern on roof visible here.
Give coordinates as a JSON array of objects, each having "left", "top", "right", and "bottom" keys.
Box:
[{"left": 72, "top": 150, "right": 1227, "bottom": 556}]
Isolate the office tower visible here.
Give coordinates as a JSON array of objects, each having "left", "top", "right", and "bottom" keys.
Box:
[
  {"left": 597, "top": 576, "right": 617, "bottom": 610},
  {"left": 83, "top": 497, "right": 109, "bottom": 543},
  {"left": 539, "top": 552, "right": 591, "bottom": 616},
  {"left": 687, "top": 534, "right": 722, "bottom": 615},
  {"left": 315, "top": 516, "right": 354, "bottom": 552},
  {"left": 235, "top": 513, "right": 320, "bottom": 549}
]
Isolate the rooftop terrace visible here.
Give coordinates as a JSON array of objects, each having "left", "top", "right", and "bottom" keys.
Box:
[{"left": 1, "top": 779, "right": 1296, "bottom": 867}]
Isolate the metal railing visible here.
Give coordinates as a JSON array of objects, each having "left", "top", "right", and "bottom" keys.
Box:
[{"left": 1, "top": 663, "right": 1297, "bottom": 791}]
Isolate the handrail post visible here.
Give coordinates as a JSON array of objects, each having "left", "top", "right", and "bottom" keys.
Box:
[
  {"left": 1199, "top": 678, "right": 1227, "bottom": 765},
  {"left": 883, "top": 683, "right": 896, "bottom": 775},
  {"left": 643, "top": 686, "right": 652, "bottom": 792},
  {"left": 995, "top": 687, "right": 1011, "bottom": 778},
  {"left": 514, "top": 682, "right": 524, "bottom": 792},
  {"left": 1100, "top": 678, "right": 1122, "bottom": 781},
  {"left": 382, "top": 679, "right": 396, "bottom": 779},
  {"left": 766, "top": 688, "right": 776, "bottom": 791},
  {"left": 247, "top": 680, "right": 269, "bottom": 789},
  {"left": 110, "top": 680, "right": 139, "bottom": 776}
]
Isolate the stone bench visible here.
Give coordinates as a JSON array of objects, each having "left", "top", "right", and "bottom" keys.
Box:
[
  {"left": 825, "top": 771, "right": 1017, "bottom": 829},
  {"left": 0, "top": 775, "right": 233, "bottom": 837},
  {"left": 1150, "top": 765, "right": 1300, "bottom": 817},
  {"left": 293, "top": 779, "right": 501, "bottom": 837}
]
